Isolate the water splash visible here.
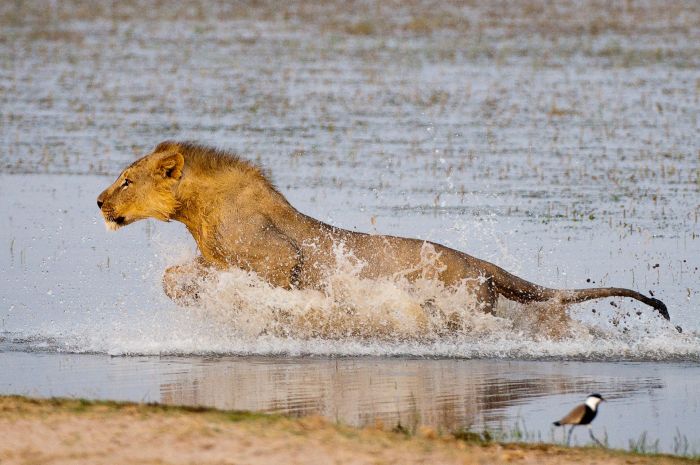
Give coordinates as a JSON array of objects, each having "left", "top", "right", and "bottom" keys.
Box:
[
  {"left": 187, "top": 242, "right": 561, "bottom": 341},
  {"left": 4, "top": 243, "right": 695, "bottom": 361}
]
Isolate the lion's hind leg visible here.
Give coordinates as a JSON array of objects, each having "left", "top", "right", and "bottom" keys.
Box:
[
  {"left": 465, "top": 275, "right": 498, "bottom": 315},
  {"left": 162, "top": 256, "right": 212, "bottom": 306}
]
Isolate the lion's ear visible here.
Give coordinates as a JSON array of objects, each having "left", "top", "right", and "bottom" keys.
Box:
[{"left": 157, "top": 152, "right": 184, "bottom": 180}]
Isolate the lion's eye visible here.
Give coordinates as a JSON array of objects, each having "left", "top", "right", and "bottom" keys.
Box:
[{"left": 121, "top": 179, "right": 132, "bottom": 189}]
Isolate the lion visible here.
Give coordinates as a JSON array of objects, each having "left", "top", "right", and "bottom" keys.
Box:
[{"left": 96, "top": 141, "right": 672, "bottom": 324}]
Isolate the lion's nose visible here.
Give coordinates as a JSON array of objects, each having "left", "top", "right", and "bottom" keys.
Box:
[{"left": 97, "top": 190, "right": 108, "bottom": 209}]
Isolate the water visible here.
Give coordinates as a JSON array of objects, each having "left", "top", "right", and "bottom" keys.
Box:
[
  {"left": 2, "top": 346, "right": 699, "bottom": 454},
  {"left": 2, "top": 174, "right": 697, "bottom": 358},
  {"left": 1, "top": 0, "right": 699, "bottom": 456}
]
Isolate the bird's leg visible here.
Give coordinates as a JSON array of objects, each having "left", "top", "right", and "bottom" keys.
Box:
[
  {"left": 588, "top": 425, "right": 604, "bottom": 447},
  {"left": 566, "top": 426, "right": 575, "bottom": 446}
]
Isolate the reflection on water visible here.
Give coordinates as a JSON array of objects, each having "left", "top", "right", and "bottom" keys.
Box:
[
  {"left": 162, "top": 359, "right": 549, "bottom": 428},
  {"left": 1, "top": 351, "right": 696, "bottom": 454},
  {"left": 157, "top": 357, "right": 660, "bottom": 432}
]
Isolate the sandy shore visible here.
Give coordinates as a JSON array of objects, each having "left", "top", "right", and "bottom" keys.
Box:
[{"left": 0, "top": 396, "right": 696, "bottom": 465}]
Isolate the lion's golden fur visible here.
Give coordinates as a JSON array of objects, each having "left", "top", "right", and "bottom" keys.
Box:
[{"left": 97, "top": 141, "right": 671, "bottom": 322}]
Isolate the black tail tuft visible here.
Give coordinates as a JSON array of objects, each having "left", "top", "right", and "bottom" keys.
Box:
[{"left": 650, "top": 298, "right": 670, "bottom": 320}]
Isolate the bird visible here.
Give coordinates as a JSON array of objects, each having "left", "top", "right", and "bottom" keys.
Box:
[{"left": 553, "top": 393, "right": 606, "bottom": 446}]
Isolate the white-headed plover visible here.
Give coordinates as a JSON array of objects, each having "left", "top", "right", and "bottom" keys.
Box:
[{"left": 553, "top": 393, "right": 605, "bottom": 446}]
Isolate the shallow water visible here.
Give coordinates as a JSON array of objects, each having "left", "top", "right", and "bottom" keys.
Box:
[
  {"left": 1, "top": 0, "right": 699, "bottom": 456},
  {"left": 2, "top": 346, "right": 699, "bottom": 454},
  {"left": 1, "top": 170, "right": 698, "bottom": 453}
]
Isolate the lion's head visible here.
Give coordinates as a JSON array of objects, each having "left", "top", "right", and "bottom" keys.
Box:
[{"left": 97, "top": 144, "right": 184, "bottom": 231}]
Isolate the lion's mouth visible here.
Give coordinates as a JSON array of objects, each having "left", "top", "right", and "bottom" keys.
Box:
[{"left": 103, "top": 212, "right": 128, "bottom": 231}]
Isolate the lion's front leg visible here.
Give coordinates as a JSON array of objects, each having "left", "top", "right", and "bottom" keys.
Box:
[
  {"left": 238, "top": 224, "right": 303, "bottom": 290},
  {"left": 162, "top": 256, "right": 213, "bottom": 306}
]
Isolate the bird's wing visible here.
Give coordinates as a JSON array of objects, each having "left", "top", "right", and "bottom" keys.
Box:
[{"left": 555, "top": 404, "right": 587, "bottom": 425}]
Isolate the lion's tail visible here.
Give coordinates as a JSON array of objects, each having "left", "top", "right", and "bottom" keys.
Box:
[{"left": 481, "top": 261, "right": 670, "bottom": 321}]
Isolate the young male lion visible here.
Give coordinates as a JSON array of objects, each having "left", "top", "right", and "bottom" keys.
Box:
[{"left": 97, "top": 141, "right": 671, "bottom": 322}]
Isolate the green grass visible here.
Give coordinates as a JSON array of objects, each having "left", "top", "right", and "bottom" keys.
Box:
[{"left": 446, "top": 420, "right": 698, "bottom": 460}]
